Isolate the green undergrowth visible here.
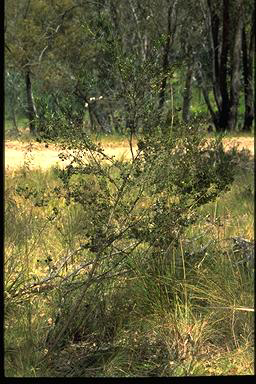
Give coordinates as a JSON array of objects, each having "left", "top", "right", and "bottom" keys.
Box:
[{"left": 4, "top": 137, "right": 254, "bottom": 377}]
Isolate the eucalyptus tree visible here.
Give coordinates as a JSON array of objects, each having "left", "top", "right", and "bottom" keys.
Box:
[
  {"left": 241, "top": 3, "right": 255, "bottom": 131},
  {"left": 5, "top": 0, "right": 78, "bottom": 134},
  {"left": 198, "top": 0, "right": 250, "bottom": 132},
  {"left": 57, "top": 0, "right": 182, "bottom": 136}
]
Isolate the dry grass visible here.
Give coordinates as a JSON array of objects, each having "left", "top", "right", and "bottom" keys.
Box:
[
  {"left": 4, "top": 136, "right": 254, "bottom": 170},
  {"left": 4, "top": 139, "right": 136, "bottom": 170}
]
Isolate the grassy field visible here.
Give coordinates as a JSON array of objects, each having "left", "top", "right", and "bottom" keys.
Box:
[{"left": 4, "top": 131, "right": 254, "bottom": 377}]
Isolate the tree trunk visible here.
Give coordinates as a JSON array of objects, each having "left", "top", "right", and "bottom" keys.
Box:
[
  {"left": 10, "top": 102, "right": 19, "bottom": 136},
  {"left": 25, "top": 69, "right": 37, "bottom": 134},
  {"left": 219, "top": 0, "right": 230, "bottom": 109},
  {"left": 182, "top": 63, "right": 193, "bottom": 123},
  {"left": 242, "top": 10, "right": 255, "bottom": 132},
  {"left": 128, "top": 0, "right": 146, "bottom": 60},
  {"left": 214, "top": 0, "right": 230, "bottom": 131},
  {"left": 195, "top": 63, "right": 218, "bottom": 126},
  {"left": 206, "top": 0, "right": 230, "bottom": 131},
  {"left": 205, "top": 0, "right": 246, "bottom": 132},
  {"left": 158, "top": 0, "right": 177, "bottom": 112},
  {"left": 206, "top": 0, "right": 221, "bottom": 109},
  {"left": 227, "top": 1, "right": 243, "bottom": 131}
]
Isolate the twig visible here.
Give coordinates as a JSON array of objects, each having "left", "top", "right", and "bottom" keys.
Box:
[{"left": 11, "top": 245, "right": 86, "bottom": 298}]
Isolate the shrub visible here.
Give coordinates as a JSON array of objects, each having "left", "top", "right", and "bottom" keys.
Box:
[{"left": 36, "top": 124, "right": 241, "bottom": 352}]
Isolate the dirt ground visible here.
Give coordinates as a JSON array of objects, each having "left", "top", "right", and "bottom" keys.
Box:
[
  {"left": 4, "top": 137, "right": 254, "bottom": 171},
  {"left": 4, "top": 140, "right": 133, "bottom": 171}
]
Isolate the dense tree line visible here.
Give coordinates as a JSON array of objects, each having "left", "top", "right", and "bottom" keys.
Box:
[{"left": 5, "top": 0, "right": 255, "bottom": 136}]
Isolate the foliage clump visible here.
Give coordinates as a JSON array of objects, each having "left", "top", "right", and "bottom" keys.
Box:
[{"left": 54, "top": 125, "right": 237, "bottom": 271}]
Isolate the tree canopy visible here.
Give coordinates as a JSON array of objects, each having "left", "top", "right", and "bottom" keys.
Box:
[{"left": 5, "top": 0, "right": 255, "bottom": 135}]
